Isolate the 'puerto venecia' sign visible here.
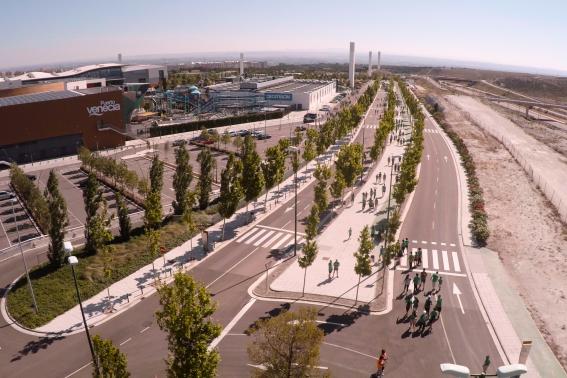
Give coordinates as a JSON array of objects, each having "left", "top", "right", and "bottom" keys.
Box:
[{"left": 87, "top": 100, "right": 121, "bottom": 117}]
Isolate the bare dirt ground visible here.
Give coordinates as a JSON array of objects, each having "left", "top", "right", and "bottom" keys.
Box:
[{"left": 414, "top": 78, "right": 567, "bottom": 369}]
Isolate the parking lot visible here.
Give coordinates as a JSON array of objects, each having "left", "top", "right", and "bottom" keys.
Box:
[{"left": 0, "top": 186, "right": 42, "bottom": 251}]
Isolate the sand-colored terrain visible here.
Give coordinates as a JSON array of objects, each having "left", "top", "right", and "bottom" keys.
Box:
[{"left": 414, "top": 80, "right": 567, "bottom": 369}]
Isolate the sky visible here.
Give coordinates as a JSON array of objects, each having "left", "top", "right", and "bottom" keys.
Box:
[{"left": 1, "top": 0, "right": 566, "bottom": 73}]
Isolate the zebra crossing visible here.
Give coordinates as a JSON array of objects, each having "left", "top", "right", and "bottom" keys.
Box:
[
  {"left": 424, "top": 129, "right": 441, "bottom": 134},
  {"left": 364, "top": 124, "right": 379, "bottom": 129},
  {"left": 235, "top": 226, "right": 305, "bottom": 250},
  {"left": 398, "top": 245, "right": 465, "bottom": 277}
]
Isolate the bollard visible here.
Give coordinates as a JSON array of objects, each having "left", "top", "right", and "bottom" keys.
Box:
[{"left": 126, "top": 293, "right": 130, "bottom": 303}]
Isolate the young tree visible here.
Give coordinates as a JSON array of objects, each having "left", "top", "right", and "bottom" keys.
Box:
[
  {"left": 305, "top": 205, "right": 320, "bottom": 241},
  {"left": 261, "top": 145, "right": 285, "bottom": 206},
  {"left": 86, "top": 200, "right": 113, "bottom": 255},
  {"left": 149, "top": 154, "right": 164, "bottom": 194},
  {"left": 354, "top": 226, "right": 373, "bottom": 304},
  {"left": 92, "top": 335, "right": 130, "bottom": 378},
  {"left": 335, "top": 143, "right": 363, "bottom": 187},
  {"left": 241, "top": 136, "right": 264, "bottom": 211},
  {"left": 144, "top": 189, "right": 163, "bottom": 230},
  {"left": 156, "top": 273, "right": 221, "bottom": 378},
  {"left": 115, "top": 193, "right": 131, "bottom": 241},
  {"left": 182, "top": 191, "right": 198, "bottom": 251},
  {"left": 45, "top": 171, "right": 69, "bottom": 267},
  {"left": 313, "top": 165, "right": 331, "bottom": 215},
  {"left": 298, "top": 240, "right": 318, "bottom": 296},
  {"left": 172, "top": 145, "right": 193, "bottom": 215},
  {"left": 221, "top": 131, "right": 231, "bottom": 150},
  {"left": 330, "top": 171, "right": 346, "bottom": 208},
  {"left": 247, "top": 307, "right": 324, "bottom": 378},
  {"left": 197, "top": 148, "right": 215, "bottom": 210},
  {"left": 84, "top": 172, "right": 102, "bottom": 224},
  {"left": 218, "top": 154, "right": 243, "bottom": 240}
]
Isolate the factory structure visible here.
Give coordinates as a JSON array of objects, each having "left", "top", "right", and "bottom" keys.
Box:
[
  {"left": 348, "top": 42, "right": 382, "bottom": 88},
  {"left": 0, "top": 63, "right": 166, "bottom": 163}
]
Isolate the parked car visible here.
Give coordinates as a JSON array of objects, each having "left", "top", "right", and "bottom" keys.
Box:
[
  {"left": 0, "top": 191, "right": 15, "bottom": 200},
  {"left": 256, "top": 133, "right": 272, "bottom": 140},
  {"left": 303, "top": 113, "right": 317, "bottom": 123},
  {"left": 172, "top": 139, "right": 187, "bottom": 147},
  {"left": 295, "top": 126, "right": 307, "bottom": 132},
  {"left": 0, "top": 161, "right": 11, "bottom": 171},
  {"left": 228, "top": 130, "right": 239, "bottom": 137},
  {"left": 238, "top": 129, "right": 250, "bottom": 137},
  {"left": 25, "top": 174, "right": 37, "bottom": 181}
]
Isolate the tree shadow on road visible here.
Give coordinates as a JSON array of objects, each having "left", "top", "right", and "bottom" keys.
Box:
[{"left": 10, "top": 334, "right": 65, "bottom": 362}]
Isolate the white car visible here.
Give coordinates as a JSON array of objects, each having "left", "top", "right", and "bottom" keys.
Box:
[{"left": 0, "top": 191, "right": 15, "bottom": 201}]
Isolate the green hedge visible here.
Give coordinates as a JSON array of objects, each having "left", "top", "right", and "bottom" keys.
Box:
[{"left": 150, "top": 110, "right": 286, "bottom": 137}]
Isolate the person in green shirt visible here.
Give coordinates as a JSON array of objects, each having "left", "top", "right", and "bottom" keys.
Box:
[
  {"left": 328, "top": 260, "right": 333, "bottom": 279},
  {"left": 432, "top": 271, "right": 439, "bottom": 291}
]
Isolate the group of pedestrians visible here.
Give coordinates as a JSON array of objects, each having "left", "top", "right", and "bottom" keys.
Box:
[
  {"left": 327, "top": 259, "right": 340, "bottom": 279},
  {"left": 361, "top": 188, "right": 380, "bottom": 211}
]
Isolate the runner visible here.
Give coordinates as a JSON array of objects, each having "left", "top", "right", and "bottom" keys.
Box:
[
  {"left": 328, "top": 260, "right": 333, "bottom": 279},
  {"left": 427, "top": 308, "right": 439, "bottom": 333},
  {"left": 438, "top": 276, "right": 444, "bottom": 292},
  {"left": 420, "top": 269, "right": 427, "bottom": 291},
  {"left": 416, "top": 247, "right": 423, "bottom": 266},
  {"left": 424, "top": 295, "right": 432, "bottom": 313},
  {"left": 435, "top": 295, "right": 443, "bottom": 312},
  {"left": 417, "top": 311, "right": 429, "bottom": 333},
  {"left": 376, "top": 349, "right": 388, "bottom": 377},
  {"left": 408, "top": 309, "right": 417, "bottom": 333},
  {"left": 333, "top": 259, "right": 340, "bottom": 278},
  {"left": 408, "top": 252, "right": 414, "bottom": 270},
  {"left": 348, "top": 227, "right": 352, "bottom": 240},
  {"left": 412, "top": 295, "right": 419, "bottom": 311},
  {"left": 431, "top": 271, "right": 439, "bottom": 291},
  {"left": 403, "top": 274, "right": 411, "bottom": 293},
  {"left": 413, "top": 274, "right": 421, "bottom": 293}
]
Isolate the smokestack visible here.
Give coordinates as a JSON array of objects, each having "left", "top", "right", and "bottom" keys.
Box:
[
  {"left": 368, "top": 51, "right": 372, "bottom": 76},
  {"left": 349, "top": 42, "right": 355, "bottom": 89},
  {"left": 239, "top": 53, "right": 244, "bottom": 76},
  {"left": 377, "top": 51, "right": 381, "bottom": 71},
  {"left": 118, "top": 53, "right": 122, "bottom": 64}
]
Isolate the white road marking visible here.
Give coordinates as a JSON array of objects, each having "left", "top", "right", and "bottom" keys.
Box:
[
  {"left": 422, "top": 249, "right": 429, "bottom": 269},
  {"left": 433, "top": 202, "right": 436, "bottom": 209},
  {"left": 210, "top": 298, "right": 256, "bottom": 350},
  {"left": 253, "top": 230, "right": 274, "bottom": 246},
  {"left": 452, "top": 252, "right": 461, "bottom": 272},
  {"left": 412, "top": 240, "right": 418, "bottom": 243},
  {"left": 271, "top": 233, "right": 292, "bottom": 249},
  {"left": 284, "top": 206, "right": 293, "bottom": 213},
  {"left": 432, "top": 221, "right": 435, "bottom": 230},
  {"left": 322, "top": 342, "right": 377, "bottom": 360},
  {"left": 256, "top": 224, "right": 306, "bottom": 236},
  {"left": 395, "top": 267, "right": 466, "bottom": 277},
  {"left": 432, "top": 250, "right": 439, "bottom": 270},
  {"left": 421, "top": 240, "right": 427, "bottom": 244},
  {"left": 452, "top": 282, "right": 465, "bottom": 314},
  {"left": 264, "top": 232, "right": 285, "bottom": 248},
  {"left": 430, "top": 241, "right": 437, "bottom": 245},
  {"left": 243, "top": 229, "right": 267, "bottom": 244},
  {"left": 440, "top": 315, "right": 457, "bottom": 364},
  {"left": 140, "top": 326, "right": 150, "bottom": 334},
  {"left": 64, "top": 362, "right": 93, "bottom": 378},
  {"left": 450, "top": 243, "right": 456, "bottom": 247},
  {"left": 441, "top": 250, "right": 450, "bottom": 270},
  {"left": 119, "top": 337, "right": 131, "bottom": 346},
  {"left": 440, "top": 242, "right": 446, "bottom": 246},
  {"left": 444, "top": 156, "right": 448, "bottom": 163},
  {"left": 206, "top": 247, "right": 260, "bottom": 289},
  {"left": 236, "top": 229, "right": 256, "bottom": 243}
]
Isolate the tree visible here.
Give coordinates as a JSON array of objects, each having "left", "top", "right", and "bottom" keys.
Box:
[
  {"left": 144, "top": 189, "right": 163, "bottom": 230},
  {"left": 247, "top": 307, "right": 325, "bottom": 378},
  {"left": 298, "top": 240, "right": 318, "bottom": 296},
  {"left": 330, "top": 172, "right": 346, "bottom": 208},
  {"left": 262, "top": 145, "right": 285, "bottom": 206},
  {"left": 313, "top": 165, "right": 331, "bottom": 215},
  {"left": 221, "top": 131, "right": 231, "bottom": 150},
  {"left": 86, "top": 200, "right": 113, "bottom": 255},
  {"left": 172, "top": 145, "right": 193, "bottom": 215},
  {"left": 241, "top": 136, "right": 265, "bottom": 211},
  {"left": 305, "top": 205, "right": 319, "bottom": 241},
  {"left": 84, "top": 172, "right": 102, "bottom": 224},
  {"left": 92, "top": 335, "right": 130, "bottom": 378},
  {"left": 197, "top": 148, "right": 215, "bottom": 210},
  {"left": 182, "top": 191, "right": 198, "bottom": 252},
  {"left": 147, "top": 228, "right": 161, "bottom": 279},
  {"left": 115, "top": 193, "right": 131, "bottom": 241},
  {"left": 149, "top": 154, "right": 164, "bottom": 194},
  {"left": 335, "top": 143, "right": 363, "bottom": 187},
  {"left": 156, "top": 273, "right": 221, "bottom": 378},
  {"left": 45, "top": 171, "right": 69, "bottom": 267},
  {"left": 354, "top": 225, "right": 373, "bottom": 304},
  {"left": 218, "top": 154, "right": 243, "bottom": 240}
]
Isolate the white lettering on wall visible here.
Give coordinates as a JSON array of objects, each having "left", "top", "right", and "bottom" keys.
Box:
[{"left": 87, "top": 100, "right": 121, "bottom": 117}]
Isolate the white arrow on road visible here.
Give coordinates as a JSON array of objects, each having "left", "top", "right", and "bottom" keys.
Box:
[
  {"left": 452, "top": 282, "right": 465, "bottom": 314},
  {"left": 427, "top": 154, "right": 430, "bottom": 161},
  {"left": 285, "top": 206, "right": 294, "bottom": 213},
  {"left": 444, "top": 156, "right": 448, "bottom": 163}
]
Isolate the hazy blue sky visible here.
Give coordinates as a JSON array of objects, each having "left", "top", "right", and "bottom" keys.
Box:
[{"left": 1, "top": 0, "right": 566, "bottom": 71}]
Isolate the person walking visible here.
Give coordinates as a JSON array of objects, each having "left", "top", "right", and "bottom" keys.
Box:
[
  {"left": 435, "top": 295, "right": 443, "bottom": 313},
  {"left": 420, "top": 269, "right": 427, "bottom": 291},
  {"left": 403, "top": 274, "right": 411, "bottom": 293},
  {"left": 438, "top": 275, "right": 444, "bottom": 292},
  {"left": 417, "top": 311, "right": 428, "bottom": 333},
  {"left": 375, "top": 173, "right": 379, "bottom": 184},
  {"left": 328, "top": 260, "right": 333, "bottom": 279},
  {"left": 374, "top": 197, "right": 378, "bottom": 209},
  {"left": 333, "top": 259, "right": 340, "bottom": 278},
  {"left": 431, "top": 271, "right": 439, "bottom": 292},
  {"left": 408, "top": 251, "right": 414, "bottom": 270},
  {"left": 404, "top": 293, "right": 413, "bottom": 316},
  {"left": 413, "top": 274, "right": 421, "bottom": 293},
  {"left": 376, "top": 349, "right": 388, "bottom": 377},
  {"left": 348, "top": 227, "right": 352, "bottom": 240},
  {"left": 482, "top": 355, "right": 491, "bottom": 374},
  {"left": 387, "top": 156, "right": 391, "bottom": 166},
  {"left": 424, "top": 295, "right": 432, "bottom": 314},
  {"left": 408, "top": 309, "right": 417, "bottom": 333},
  {"left": 362, "top": 198, "right": 366, "bottom": 210},
  {"left": 412, "top": 295, "right": 419, "bottom": 312},
  {"left": 382, "top": 184, "right": 386, "bottom": 196},
  {"left": 426, "top": 308, "right": 439, "bottom": 334},
  {"left": 416, "top": 247, "right": 422, "bottom": 266}
]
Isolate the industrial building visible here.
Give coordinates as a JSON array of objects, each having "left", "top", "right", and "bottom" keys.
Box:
[
  {"left": 0, "top": 63, "right": 167, "bottom": 88},
  {"left": 206, "top": 76, "right": 336, "bottom": 111}
]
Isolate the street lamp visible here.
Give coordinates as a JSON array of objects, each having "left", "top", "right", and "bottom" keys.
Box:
[
  {"left": 440, "top": 362, "right": 527, "bottom": 377},
  {"left": 68, "top": 255, "right": 99, "bottom": 373},
  {"left": 288, "top": 146, "right": 299, "bottom": 257},
  {"left": 11, "top": 198, "right": 38, "bottom": 313}
]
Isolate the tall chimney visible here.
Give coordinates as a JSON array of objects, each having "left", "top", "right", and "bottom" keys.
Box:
[
  {"left": 118, "top": 53, "right": 122, "bottom": 64},
  {"left": 377, "top": 51, "right": 381, "bottom": 71},
  {"left": 368, "top": 51, "right": 372, "bottom": 76},
  {"left": 348, "top": 42, "right": 355, "bottom": 89},
  {"left": 239, "top": 53, "right": 244, "bottom": 76}
]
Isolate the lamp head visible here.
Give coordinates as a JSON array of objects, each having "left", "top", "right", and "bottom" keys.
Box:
[{"left": 68, "top": 256, "right": 79, "bottom": 265}]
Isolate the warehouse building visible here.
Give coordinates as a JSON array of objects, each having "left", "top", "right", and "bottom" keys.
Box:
[{"left": 206, "top": 76, "right": 336, "bottom": 111}]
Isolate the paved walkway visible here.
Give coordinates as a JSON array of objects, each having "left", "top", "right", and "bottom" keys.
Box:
[{"left": 271, "top": 91, "right": 411, "bottom": 303}]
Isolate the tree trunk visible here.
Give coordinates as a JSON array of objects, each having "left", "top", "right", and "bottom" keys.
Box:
[
  {"left": 221, "top": 218, "right": 226, "bottom": 241},
  {"left": 264, "top": 190, "right": 269, "bottom": 211},
  {"left": 355, "top": 275, "right": 361, "bottom": 304},
  {"left": 302, "top": 267, "right": 307, "bottom": 297}
]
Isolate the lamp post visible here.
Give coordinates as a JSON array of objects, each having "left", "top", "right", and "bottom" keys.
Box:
[
  {"left": 440, "top": 362, "right": 527, "bottom": 377},
  {"left": 68, "top": 255, "right": 99, "bottom": 374},
  {"left": 11, "top": 198, "right": 38, "bottom": 313},
  {"left": 383, "top": 154, "right": 402, "bottom": 250},
  {"left": 288, "top": 146, "right": 299, "bottom": 257}
]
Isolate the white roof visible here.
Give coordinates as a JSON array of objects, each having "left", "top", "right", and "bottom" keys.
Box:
[{"left": 4, "top": 63, "right": 123, "bottom": 82}]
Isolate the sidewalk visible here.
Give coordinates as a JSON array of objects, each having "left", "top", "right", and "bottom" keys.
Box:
[
  {"left": 4, "top": 85, "right": 376, "bottom": 336},
  {"left": 271, "top": 93, "right": 410, "bottom": 305}
]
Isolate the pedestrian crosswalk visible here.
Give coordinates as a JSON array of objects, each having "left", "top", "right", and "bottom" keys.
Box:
[
  {"left": 399, "top": 247, "right": 465, "bottom": 276},
  {"left": 364, "top": 124, "right": 379, "bottom": 129},
  {"left": 235, "top": 226, "right": 305, "bottom": 250},
  {"left": 424, "top": 129, "right": 441, "bottom": 134}
]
